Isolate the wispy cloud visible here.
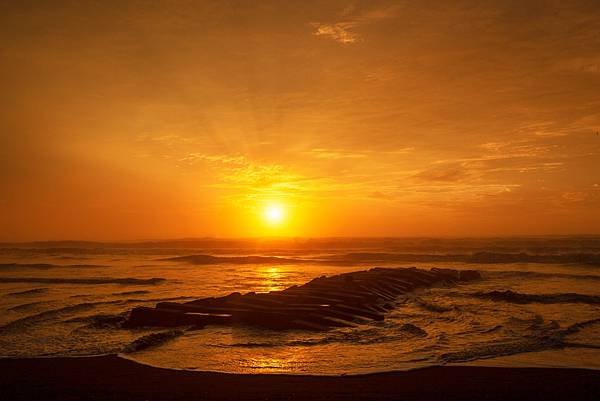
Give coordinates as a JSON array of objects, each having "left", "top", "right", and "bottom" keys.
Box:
[
  {"left": 176, "top": 153, "right": 325, "bottom": 206},
  {"left": 305, "top": 147, "right": 414, "bottom": 160},
  {"left": 313, "top": 22, "right": 361, "bottom": 44},
  {"left": 306, "top": 148, "right": 367, "bottom": 159},
  {"left": 312, "top": 5, "right": 399, "bottom": 44},
  {"left": 178, "top": 153, "right": 246, "bottom": 165},
  {"left": 554, "top": 55, "right": 600, "bottom": 74},
  {"left": 413, "top": 166, "right": 470, "bottom": 183}
]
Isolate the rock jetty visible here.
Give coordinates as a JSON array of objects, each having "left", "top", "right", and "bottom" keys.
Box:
[{"left": 125, "top": 267, "right": 480, "bottom": 331}]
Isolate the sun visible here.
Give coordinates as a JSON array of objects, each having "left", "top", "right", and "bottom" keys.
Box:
[{"left": 263, "top": 203, "right": 285, "bottom": 225}]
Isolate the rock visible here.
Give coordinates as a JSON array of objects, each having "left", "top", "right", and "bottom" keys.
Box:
[{"left": 123, "top": 267, "right": 481, "bottom": 330}]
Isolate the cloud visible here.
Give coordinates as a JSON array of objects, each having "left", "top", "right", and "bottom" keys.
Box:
[
  {"left": 369, "top": 190, "right": 394, "bottom": 200},
  {"left": 562, "top": 191, "right": 585, "bottom": 202},
  {"left": 412, "top": 166, "right": 470, "bottom": 183},
  {"left": 306, "top": 148, "right": 367, "bottom": 159},
  {"left": 312, "top": 22, "right": 360, "bottom": 44},
  {"left": 305, "top": 147, "right": 414, "bottom": 160},
  {"left": 179, "top": 153, "right": 294, "bottom": 185},
  {"left": 554, "top": 56, "right": 600, "bottom": 74},
  {"left": 178, "top": 153, "right": 246, "bottom": 165},
  {"left": 312, "top": 5, "right": 399, "bottom": 44},
  {"left": 477, "top": 141, "right": 557, "bottom": 159}
]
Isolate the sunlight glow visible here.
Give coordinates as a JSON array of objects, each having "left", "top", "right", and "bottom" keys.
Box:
[{"left": 263, "top": 203, "right": 285, "bottom": 225}]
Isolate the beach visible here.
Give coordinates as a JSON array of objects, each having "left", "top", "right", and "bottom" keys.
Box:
[{"left": 2, "top": 354, "right": 599, "bottom": 401}]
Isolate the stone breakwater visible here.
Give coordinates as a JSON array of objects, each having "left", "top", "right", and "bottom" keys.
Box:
[{"left": 125, "top": 267, "right": 481, "bottom": 331}]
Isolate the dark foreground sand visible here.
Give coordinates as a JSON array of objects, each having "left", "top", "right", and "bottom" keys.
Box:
[{"left": 1, "top": 355, "right": 599, "bottom": 401}]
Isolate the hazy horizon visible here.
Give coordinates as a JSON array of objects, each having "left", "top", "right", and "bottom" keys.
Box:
[{"left": 2, "top": 233, "right": 600, "bottom": 247}]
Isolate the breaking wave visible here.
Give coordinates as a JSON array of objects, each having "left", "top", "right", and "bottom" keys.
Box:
[
  {"left": 413, "top": 299, "right": 455, "bottom": 313},
  {"left": 65, "top": 313, "right": 128, "bottom": 329},
  {"left": 440, "top": 338, "right": 557, "bottom": 363},
  {"left": 123, "top": 330, "right": 184, "bottom": 353},
  {"left": 440, "top": 318, "right": 600, "bottom": 363}
]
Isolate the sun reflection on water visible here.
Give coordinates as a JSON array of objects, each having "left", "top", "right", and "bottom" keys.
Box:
[
  {"left": 244, "top": 347, "right": 311, "bottom": 373},
  {"left": 259, "top": 266, "right": 286, "bottom": 292}
]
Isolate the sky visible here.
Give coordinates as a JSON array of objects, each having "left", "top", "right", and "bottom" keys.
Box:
[{"left": 1, "top": 0, "right": 600, "bottom": 240}]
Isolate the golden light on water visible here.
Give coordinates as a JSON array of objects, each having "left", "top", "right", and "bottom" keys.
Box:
[
  {"left": 247, "top": 348, "right": 309, "bottom": 372},
  {"left": 260, "top": 266, "right": 285, "bottom": 292}
]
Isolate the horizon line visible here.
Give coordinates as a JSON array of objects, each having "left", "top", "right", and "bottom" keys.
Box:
[{"left": 2, "top": 233, "right": 600, "bottom": 245}]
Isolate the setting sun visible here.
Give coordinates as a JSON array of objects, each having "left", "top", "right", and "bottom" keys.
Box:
[{"left": 264, "top": 204, "right": 285, "bottom": 225}]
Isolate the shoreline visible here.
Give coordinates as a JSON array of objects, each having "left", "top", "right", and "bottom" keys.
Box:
[{"left": 2, "top": 355, "right": 599, "bottom": 400}]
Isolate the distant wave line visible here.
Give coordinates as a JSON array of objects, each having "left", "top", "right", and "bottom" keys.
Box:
[
  {"left": 162, "top": 252, "right": 600, "bottom": 265},
  {"left": 0, "top": 263, "right": 107, "bottom": 270},
  {"left": 160, "top": 255, "right": 311, "bottom": 265},
  {"left": 0, "top": 277, "right": 166, "bottom": 285}
]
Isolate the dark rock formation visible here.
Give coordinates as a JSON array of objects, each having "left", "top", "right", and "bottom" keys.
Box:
[{"left": 124, "top": 267, "right": 481, "bottom": 331}]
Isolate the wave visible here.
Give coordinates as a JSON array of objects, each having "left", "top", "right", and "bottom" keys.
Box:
[
  {"left": 0, "top": 303, "right": 99, "bottom": 331},
  {"left": 65, "top": 313, "right": 128, "bottom": 329},
  {"left": 157, "top": 251, "right": 600, "bottom": 266},
  {"left": 440, "top": 338, "right": 557, "bottom": 363},
  {"left": 123, "top": 330, "right": 184, "bottom": 353},
  {"left": 6, "top": 288, "right": 49, "bottom": 296},
  {"left": 413, "top": 299, "right": 455, "bottom": 313},
  {"left": 0, "top": 277, "right": 166, "bottom": 285},
  {"left": 472, "top": 290, "right": 600, "bottom": 305},
  {"left": 223, "top": 324, "right": 428, "bottom": 349},
  {"left": 487, "top": 270, "right": 600, "bottom": 281},
  {"left": 328, "top": 252, "right": 600, "bottom": 265},
  {"left": 0, "top": 296, "right": 192, "bottom": 331},
  {"left": 8, "top": 301, "right": 44, "bottom": 311},
  {"left": 398, "top": 323, "right": 428, "bottom": 337},
  {"left": 112, "top": 290, "right": 151, "bottom": 296},
  {"left": 161, "top": 254, "right": 309, "bottom": 265},
  {"left": 440, "top": 317, "right": 600, "bottom": 363},
  {"left": 0, "top": 263, "right": 106, "bottom": 270},
  {"left": 561, "top": 317, "right": 600, "bottom": 336}
]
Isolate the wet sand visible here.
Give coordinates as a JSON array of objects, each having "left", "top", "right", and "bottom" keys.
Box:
[{"left": 1, "top": 355, "right": 599, "bottom": 400}]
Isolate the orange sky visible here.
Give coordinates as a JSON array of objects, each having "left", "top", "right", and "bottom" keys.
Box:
[{"left": 1, "top": 1, "right": 600, "bottom": 240}]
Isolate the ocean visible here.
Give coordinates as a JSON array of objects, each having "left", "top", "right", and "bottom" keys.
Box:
[{"left": 1, "top": 237, "right": 599, "bottom": 374}]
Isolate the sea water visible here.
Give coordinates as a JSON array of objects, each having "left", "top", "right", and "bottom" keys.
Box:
[{"left": 1, "top": 237, "right": 599, "bottom": 374}]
